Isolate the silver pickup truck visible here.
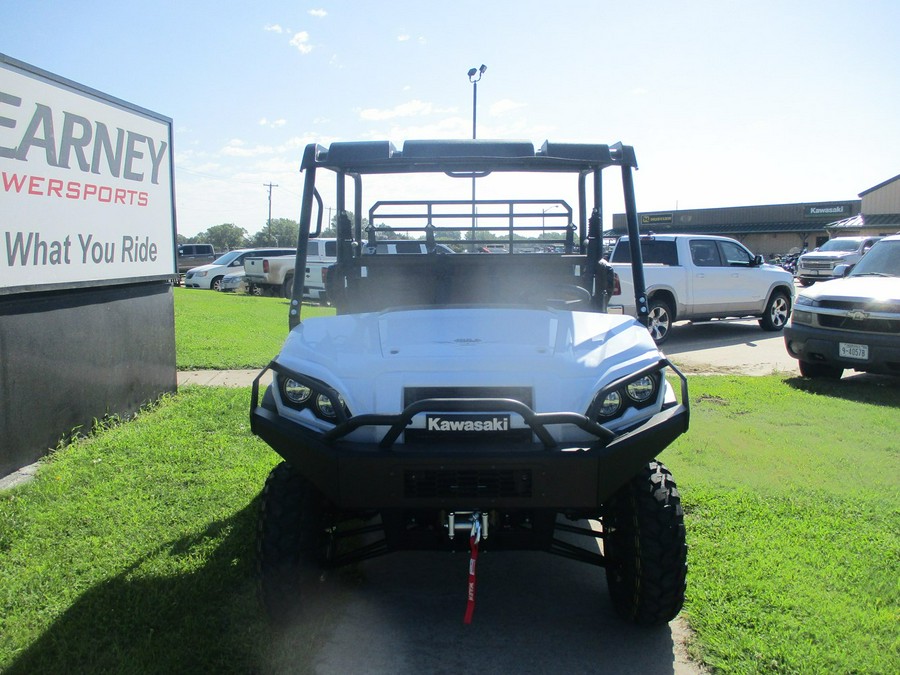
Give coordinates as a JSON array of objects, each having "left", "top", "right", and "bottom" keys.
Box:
[{"left": 244, "top": 238, "right": 336, "bottom": 300}]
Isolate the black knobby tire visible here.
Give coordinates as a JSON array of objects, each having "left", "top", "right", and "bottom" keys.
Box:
[
  {"left": 759, "top": 290, "right": 791, "bottom": 331},
  {"left": 602, "top": 461, "right": 687, "bottom": 626},
  {"left": 798, "top": 360, "right": 843, "bottom": 379},
  {"left": 282, "top": 274, "right": 294, "bottom": 299},
  {"left": 647, "top": 298, "right": 674, "bottom": 345},
  {"left": 257, "top": 461, "right": 329, "bottom": 620}
]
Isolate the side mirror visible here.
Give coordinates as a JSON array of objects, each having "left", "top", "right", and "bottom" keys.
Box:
[
  {"left": 753, "top": 254, "right": 764, "bottom": 267},
  {"left": 833, "top": 264, "right": 852, "bottom": 277}
]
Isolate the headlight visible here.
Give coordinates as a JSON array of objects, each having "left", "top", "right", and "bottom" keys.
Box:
[
  {"left": 590, "top": 372, "right": 661, "bottom": 423},
  {"left": 283, "top": 379, "right": 312, "bottom": 404},
  {"left": 795, "top": 295, "right": 819, "bottom": 307},
  {"left": 596, "top": 391, "right": 622, "bottom": 417},
  {"left": 278, "top": 374, "right": 350, "bottom": 422},
  {"left": 195, "top": 270, "right": 208, "bottom": 277},
  {"left": 625, "top": 376, "right": 656, "bottom": 403}
]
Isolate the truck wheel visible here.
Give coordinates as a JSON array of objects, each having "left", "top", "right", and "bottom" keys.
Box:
[
  {"left": 211, "top": 276, "right": 224, "bottom": 291},
  {"left": 647, "top": 298, "right": 673, "bottom": 345},
  {"left": 257, "top": 461, "right": 330, "bottom": 621},
  {"left": 759, "top": 291, "right": 791, "bottom": 331},
  {"left": 602, "top": 461, "right": 687, "bottom": 626},
  {"left": 798, "top": 360, "right": 843, "bottom": 379},
  {"left": 282, "top": 274, "right": 294, "bottom": 299}
]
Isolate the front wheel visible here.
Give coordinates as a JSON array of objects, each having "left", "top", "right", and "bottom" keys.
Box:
[
  {"left": 603, "top": 461, "right": 687, "bottom": 626},
  {"left": 759, "top": 291, "right": 791, "bottom": 331},
  {"left": 210, "top": 276, "right": 224, "bottom": 291},
  {"left": 647, "top": 298, "right": 674, "bottom": 345},
  {"left": 257, "top": 462, "right": 331, "bottom": 621}
]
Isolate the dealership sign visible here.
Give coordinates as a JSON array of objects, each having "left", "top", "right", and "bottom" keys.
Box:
[
  {"left": 0, "top": 54, "right": 175, "bottom": 294},
  {"left": 804, "top": 203, "right": 851, "bottom": 218}
]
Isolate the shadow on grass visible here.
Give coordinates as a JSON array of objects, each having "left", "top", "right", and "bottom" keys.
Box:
[
  {"left": 7, "top": 497, "right": 693, "bottom": 674},
  {"left": 784, "top": 372, "right": 900, "bottom": 407},
  {"left": 6, "top": 498, "right": 274, "bottom": 674}
]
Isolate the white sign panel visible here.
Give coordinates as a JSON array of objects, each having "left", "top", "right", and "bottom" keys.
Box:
[{"left": 0, "top": 55, "right": 175, "bottom": 293}]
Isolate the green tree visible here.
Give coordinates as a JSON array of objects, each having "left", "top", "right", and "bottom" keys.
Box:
[
  {"left": 251, "top": 218, "right": 299, "bottom": 247},
  {"left": 196, "top": 223, "right": 248, "bottom": 252}
]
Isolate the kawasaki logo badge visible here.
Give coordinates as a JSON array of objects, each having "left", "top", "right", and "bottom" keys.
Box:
[{"left": 426, "top": 414, "right": 510, "bottom": 432}]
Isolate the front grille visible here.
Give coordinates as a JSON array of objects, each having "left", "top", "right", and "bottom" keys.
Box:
[
  {"left": 818, "top": 314, "right": 900, "bottom": 334},
  {"left": 404, "top": 386, "right": 533, "bottom": 408},
  {"left": 404, "top": 469, "right": 532, "bottom": 499},
  {"left": 800, "top": 260, "right": 835, "bottom": 270}
]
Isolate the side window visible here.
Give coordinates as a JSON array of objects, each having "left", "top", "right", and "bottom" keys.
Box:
[
  {"left": 718, "top": 241, "right": 752, "bottom": 267},
  {"left": 689, "top": 240, "right": 721, "bottom": 267},
  {"left": 325, "top": 241, "right": 337, "bottom": 257}
]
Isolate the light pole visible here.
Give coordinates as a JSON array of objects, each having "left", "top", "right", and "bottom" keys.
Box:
[{"left": 468, "top": 64, "right": 486, "bottom": 249}]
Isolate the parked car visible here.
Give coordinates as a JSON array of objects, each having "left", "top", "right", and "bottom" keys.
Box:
[
  {"left": 176, "top": 243, "right": 216, "bottom": 274},
  {"left": 219, "top": 269, "right": 261, "bottom": 294},
  {"left": 784, "top": 233, "right": 900, "bottom": 378},
  {"left": 795, "top": 236, "right": 881, "bottom": 286},
  {"left": 608, "top": 234, "right": 794, "bottom": 344},
  {"left": 184, "top": 247, "right": 295, "bottom": 291}
]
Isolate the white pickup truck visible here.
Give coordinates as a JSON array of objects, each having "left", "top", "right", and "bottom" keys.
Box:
[
  {"left": 608, "top": 234, "right": 795, "bottom": 344},
  {"left": 244, "top": 238, "right": 337, "bottom": 300}
]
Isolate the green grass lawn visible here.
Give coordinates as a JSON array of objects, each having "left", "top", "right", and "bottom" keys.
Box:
[
  {"left": 1, "top": 290, "right": 898, "bottom": 672},
  {"left": 174, "top": 287, "right": 334, "bottom": 369}
]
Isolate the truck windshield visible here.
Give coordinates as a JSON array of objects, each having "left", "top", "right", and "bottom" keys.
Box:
[
  {"left": 818, "top": 239, "right": 862, "bottom": 252},
  {"left": 849, "top": 240, "right": 900, "bottom": 277}
]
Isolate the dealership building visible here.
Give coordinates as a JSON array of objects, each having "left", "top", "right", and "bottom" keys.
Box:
[{"left": 610, "top": 174, "right": 900, "bottom": 258}]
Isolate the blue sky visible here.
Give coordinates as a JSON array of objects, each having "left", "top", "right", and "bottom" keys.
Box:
[{"left": 2, "top": 1, "right": 898, "bottom": 237}]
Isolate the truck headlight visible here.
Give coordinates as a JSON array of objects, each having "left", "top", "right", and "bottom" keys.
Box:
[
  {"left": 795, "top": 295, "right": 819, "bottom": 307},
  {"left": 278, "top": 374, "right": 351, "bottom": 422},
  {"left": 596, "top": 391, "right": 622, "bottom": 417},
  {"left": 625, "top": 376, "right": 656, "bottom": 403}
]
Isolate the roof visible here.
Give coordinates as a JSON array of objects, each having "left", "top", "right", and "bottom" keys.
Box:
[
  {"left": 300, "top": 139, "right": 639, "bottom": 174},
  {"left": 827, "top": 213, "right": 900, "bottom": 230},
  {"left": 859, "top": 174, "right": 900, "bottom": 197}
]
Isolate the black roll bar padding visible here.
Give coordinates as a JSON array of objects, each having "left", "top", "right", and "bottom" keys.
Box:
[
  {"left": 425, "top": 220, "right": 436, "bottom": 252},
  {"left": 310, "top": 189, "right": 324, "bottom": 238},
  {"left": 290, "top": 161, "right": 319, "bottom": 329},
  {"left": 621, "top": 164, "right": 649, "bottom": 326}
]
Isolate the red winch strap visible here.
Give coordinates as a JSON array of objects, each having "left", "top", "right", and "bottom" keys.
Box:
[{"left": 463, "top": 532, "right": 479, "bottom": 624}]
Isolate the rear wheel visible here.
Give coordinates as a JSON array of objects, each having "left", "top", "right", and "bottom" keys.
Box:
[
  {"left": 257, "top": 461, "right": 331, "bottom": 621},
  {"left": 603, "top": 461, "right": 687, "bottom": 626},
  {"left": 799, "top": 360, "right": 843, "bottom": 379},
  {"left": 282, "top": 274, "right": 294, "bottom": 299},
  {"left": 647, "top": 298, "right": 674, "bottom": 345}
]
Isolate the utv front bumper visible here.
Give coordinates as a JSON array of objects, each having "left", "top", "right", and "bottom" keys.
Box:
[{"left": 250, "top": 360, "right": 689, "bottom": 510}]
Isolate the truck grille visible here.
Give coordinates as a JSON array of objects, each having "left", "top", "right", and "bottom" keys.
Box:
[
  {"left": 800, "top": 259, "right": 835, "bottom": 270},
  {"left": 817, "top": 300, "right": 900, "bottom": 334},
  {"left": 403, "top": 469, "right": 532, "bottom": 499},
  {"left": 404, "top": 386, "right": 533, "bottom": 407}
]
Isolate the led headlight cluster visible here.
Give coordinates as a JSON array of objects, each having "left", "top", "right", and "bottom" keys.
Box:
[
  {"left": 279, "top": 375, "right": 350, "bottom": 422},
  {"left": 590, "top": 372, "right": 661, "bottom": 422}
]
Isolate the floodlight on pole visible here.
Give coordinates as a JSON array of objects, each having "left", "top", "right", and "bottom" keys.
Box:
[{"left": 468, "top": 64, "right": 486, "bottom": 249}]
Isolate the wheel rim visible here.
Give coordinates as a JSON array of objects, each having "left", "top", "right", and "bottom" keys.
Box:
[
  {"left": 648, "top": 306, "right": 670, "bottom": 341},
  {"left": 770, "top": 297, "right": 789, "bottom": 327}
]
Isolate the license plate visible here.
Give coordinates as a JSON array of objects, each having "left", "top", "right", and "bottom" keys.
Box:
[{"left": 839, "top": 342, "right": 868, "bottom": 360}]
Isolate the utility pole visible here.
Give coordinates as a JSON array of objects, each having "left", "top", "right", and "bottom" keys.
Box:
[{"left": 264, "top": 182, "right": 278, "bottom": 244}]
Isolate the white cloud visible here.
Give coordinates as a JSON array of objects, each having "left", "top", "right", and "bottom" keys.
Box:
[
  {"left": 259, "top": 118, "right": 287, "bottom": 128},
  {"left": 264, "top": 24, "right": 284, "bottom": 33},
  {"left": 397, "top": 34, "right": 410, "bottom": 42},
  {"left": 490, "top": 99, "right": 526, "bottom": 116},
  {"left": 359, "top": 99, "right": 455, "bottom": 121},
  {"left": 309, "top": 9, "right": 327, "bottom": 18},
  {"left": 290, "top": 31, "right": 313, "bottom": 54}
]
